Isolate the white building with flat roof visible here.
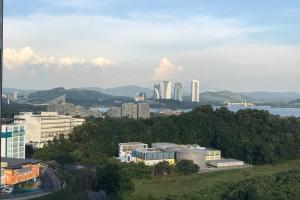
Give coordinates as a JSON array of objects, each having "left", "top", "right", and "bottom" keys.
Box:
[
  {"left": 118, "top": 142, "right": 148, "bottom": 161},
  {"left": 14, "top": 112, "right": 85, "bottom": 148}
]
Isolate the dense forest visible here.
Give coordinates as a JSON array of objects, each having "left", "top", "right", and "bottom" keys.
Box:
[
  {"left": 35, "top": 106, "right": 300, "bottom": 199},
  {"left": 38, "top": 106, "right": 300, "bottom": 165}
]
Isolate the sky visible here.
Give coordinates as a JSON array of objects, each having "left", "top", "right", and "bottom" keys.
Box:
[{"left": 3, "top": 0, "right": 300, "bottom": 92}]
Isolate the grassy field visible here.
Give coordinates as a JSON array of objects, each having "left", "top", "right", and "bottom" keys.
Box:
[{"left": 129, "top": 159, "right": 300, "bottom": 199}]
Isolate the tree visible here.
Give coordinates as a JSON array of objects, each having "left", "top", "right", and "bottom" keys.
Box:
[
  {"left": 176, "top": 160, "right": 199, "bottom": 175},
  {"left": 96, "top": 163, "right": 134, "bottom": 199},
  {"left": 154, "top": 161, "right": 175, "bottom": 176}
]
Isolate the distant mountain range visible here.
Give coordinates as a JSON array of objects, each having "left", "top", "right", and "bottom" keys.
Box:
[
  {"left": 4, "top": 86, "right": 300, "bottom": 106},
  {"left": 82, "top": 85, "right": 153, "bottom": 98},
  {"left": 26, "top": 87, "right": 133, "bottom": 106},
  {"left": 199, "top": 91, "right": 246, "bottom": 104},
  {"left": 240, "top": 92, "right": 300, "bottom": 103},
  {"left": 3, "top": 88, "right": 35, "bottom": 95}
]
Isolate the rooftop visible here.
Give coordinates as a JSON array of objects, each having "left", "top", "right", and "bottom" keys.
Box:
[
  {"left": 1, "top": 158, "right": 41, "bottom": 170},
  {"left": 119, "top": 142, "right": 147, "bottom": 145},
  {"left": 207, "top": 159, "right": 244, "bottom": 164}
]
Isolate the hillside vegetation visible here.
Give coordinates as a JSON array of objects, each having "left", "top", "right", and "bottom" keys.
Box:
[
  {"left": 27, "top": 87, "right": 133, "bottom": 106},
  {"left": 128, "top": 160, "right": 300, "bottom": 200},
  {"left": 35, "top": 106, "right": 300, "bottom": 199}
]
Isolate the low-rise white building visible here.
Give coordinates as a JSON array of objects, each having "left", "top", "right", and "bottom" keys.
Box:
[
  {"left": 207, "top": 159, "right": 244, "bottom": 168},
  {"left": 118, "top": 142, "right": 148, "bottom": 161},
  {"left": 14, "top": 112, "right": 85, "bottom": 148}
]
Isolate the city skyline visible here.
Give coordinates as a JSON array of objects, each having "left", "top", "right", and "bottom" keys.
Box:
[{"left": 2, "top": 1, "right": 300, "bottom": 92}]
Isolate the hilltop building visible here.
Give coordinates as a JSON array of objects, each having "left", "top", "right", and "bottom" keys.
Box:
[
  {"left": 119, "top": 142, "right": 244, "bottom": 169},
  {"left": 191, "top": 80, "right": 200, "bottom": 102},
  {"left": 135, "top": 93, "right": 146, "bottom": 102},
  {"left": 14, "top": 112, "right": 85, "bottom": 148},
  {"left": 1, "top": 124, "right": 25, "bottom": 159},
  {"left": 118, "top": 142, "right": 148, "bottom": 162},
  {"left": 174, "top": 82, "right": 183, "bottom": 102},
  {"left": 131, "top": 148, "right": 175, "bottom": 166}
]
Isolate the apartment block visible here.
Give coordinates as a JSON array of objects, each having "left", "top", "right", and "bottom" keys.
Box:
[{"left": 121, "top": 103, "right": 138, "bottom": 119}]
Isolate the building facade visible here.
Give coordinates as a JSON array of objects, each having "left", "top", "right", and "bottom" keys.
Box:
[
  {"left": 108, "top": 103, "right": 150, "bottom": 119},
  {"left": 174, "top": 82, "right": 183, "bottom": 102},
  {"left": 14, "top": 112, "right": 85, "bottom": 148},
  {"left": 121, "top": 103, "right": 138, "bottom": 119},
  {"left": 153, "top": 84, "right": 161, "bottom": 100},
  {"left": 137, "top": 103, "right": 150, "bottom": 119},
  {"left": 1, "top": 124, "right": 25, "bottom": 159},
  {"left": 48, "top": 103, "right": 102, "bottom": 118},
  {"left": 1, "top": 158, "right": 40, "bottom": 187},
  {"left": 191, "top": 80, "right": 200, "bottom": 102},
  {"left": 135, "top": 93, "right": 146, "bottom": 102},
  {"left": 131, "top": 148, "right": 175, "bottom": 166},
  {"left": 161, "top": 81, "right": 172, "bottom": 99},
  {"left": 107, "top": 107, "right": 122, "bottom": 118},
  {"left": 118, "top": 142, "right": 148, "bottom": 159}
]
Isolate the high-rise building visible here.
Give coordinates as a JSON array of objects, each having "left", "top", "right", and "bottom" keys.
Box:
[
  {"left": 14, "top": 112, "right": 85, "bottom": 148},
  {"left": 137, "top": 103, "right": 150, "bottom": 119},
  {"left": 191, "top": 80, "right": 200, "bottom": 102},
  {"left": 161, "top": 81, "right": 172, "bottom": 99},
  {"left": 121, "top": 103, "right": 138, "bottom": 119},
  {"left": 1, "top": 124, "right": 26, "bottom": 159},
  {"left": 174, "top": 82, "right": 183, "bottom": 102},
  {"left": 153, "top": 84, "right": 161, "bottom": 100},
  {"left": 107, "top": 107, "right": 122, "bottom": 118}
]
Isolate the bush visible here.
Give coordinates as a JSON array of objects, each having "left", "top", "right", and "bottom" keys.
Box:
[
  {"left": 176, "top": 160, "right": 199, "bottom": 175},
  {"left": 154, "top": 161, "right": 176, "bottom": 176}
]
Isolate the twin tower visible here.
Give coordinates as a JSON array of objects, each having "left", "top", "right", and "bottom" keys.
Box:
[{"left": 153, "top": 80, "right": 200, "bottom": 103}]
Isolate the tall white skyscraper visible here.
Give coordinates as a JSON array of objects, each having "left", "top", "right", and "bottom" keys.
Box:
[
  {"left": 174, "top": 82, "right": 183, "bottom": 102},
  {"left": 153, "top": 84, "right": 161, "bottom": 100},
  {"left": 191, "top": 80, "right": 200, "bottom": 102},
  {"left": 161, "top": 81, "right": 172, "bottom": 99}
]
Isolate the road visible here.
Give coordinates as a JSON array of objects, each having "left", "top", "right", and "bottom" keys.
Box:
[{"left": 40, "top": 168, "right": 61, "bottom": 192}]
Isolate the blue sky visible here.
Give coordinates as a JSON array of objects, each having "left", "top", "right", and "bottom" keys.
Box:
[{"left": 3, "top": 0, "right": 300, "bottom": 91}]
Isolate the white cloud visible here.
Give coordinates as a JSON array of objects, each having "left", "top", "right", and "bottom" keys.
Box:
[
  {"left": 3, "top": 47, "right": 113, "bottom": 71},
  {"left": 153, "top": 57, "right": 184, "bottom": 80}
]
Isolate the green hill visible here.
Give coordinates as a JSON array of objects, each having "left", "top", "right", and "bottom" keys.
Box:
[
  {"left": 27, "top": 87, "right": 133, "bottom": 106},
  {"left": 128, "top": 160, "right": 300, "bottom": 200},
  {"left": 199, "top": 90, "right": 247, "bottom": 104}
]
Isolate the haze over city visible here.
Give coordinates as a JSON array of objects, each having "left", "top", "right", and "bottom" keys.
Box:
[{"left": 3, "top": 0, "right": 300, "bottom": 92}]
